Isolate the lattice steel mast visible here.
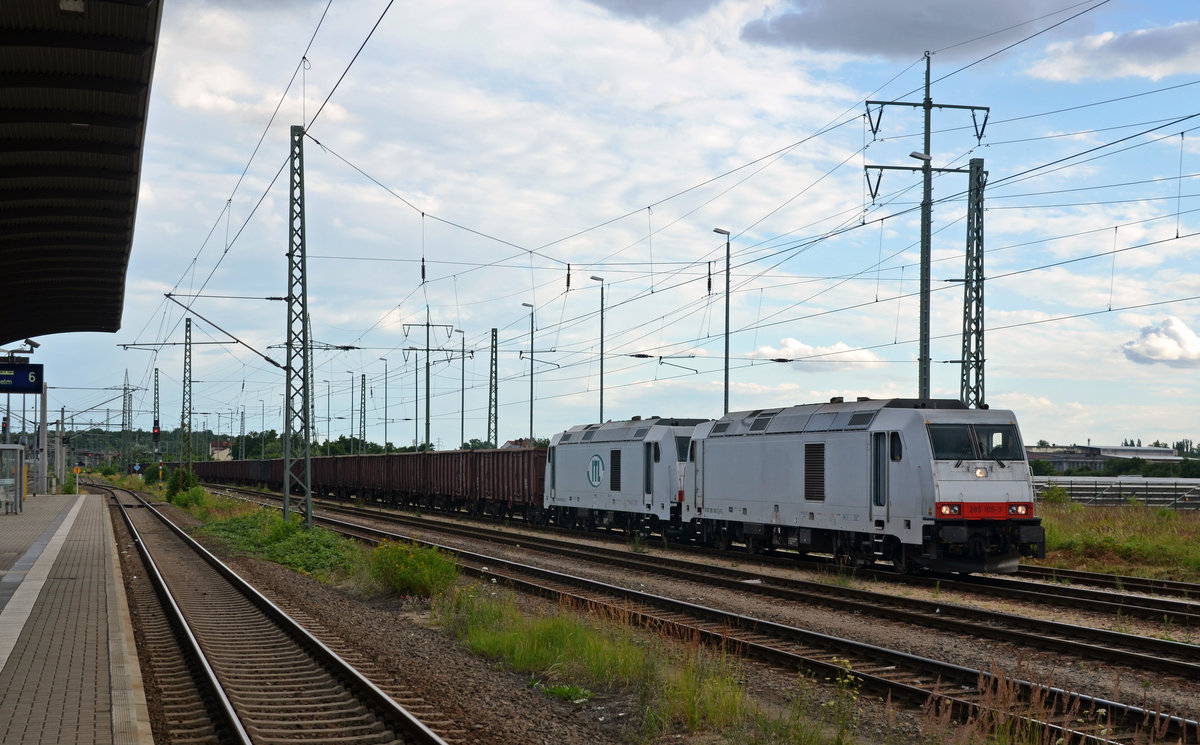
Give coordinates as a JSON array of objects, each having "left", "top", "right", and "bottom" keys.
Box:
[
  {"left": 283, "top": 124, "right": 312, "bottom": 527},
  {"left": 487, "top": 328, "right": 498, "bottom": 447},
  {"left": 121, "top": 370, "right": 130, "bottom": 472},
  {"left": 182, "top": 318, "right": 192, "bottom": 470},
  {"left": 153, "top": 367, "right": 161, "bottom": 480},
  {"left": 960, "top": 158, "right": 987, "bottom": 408}
]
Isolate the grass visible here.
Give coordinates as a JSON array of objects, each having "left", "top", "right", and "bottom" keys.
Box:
[
  {"left": 1037, "top": 501, "right": 1200, "bottom": 582},
  {"left": 194, "top": 506, "right": 362, "bottom": 580},
  {"left": 171, "top": 486, "right": 458, "bottom": 596},
  {"left": 433, "top": 585, "right": 893, "bottom": 743}
]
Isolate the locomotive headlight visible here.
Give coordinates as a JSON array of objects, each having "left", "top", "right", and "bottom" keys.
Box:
[
  {"left": 937, "top": 502, "right": 962, "bottom": 516},
  {"left": 1009, "top": 503, "right": 1030, "bottom": 516},
  {"left": 974, "top": 467, "right": 988, "bottom": 479}
]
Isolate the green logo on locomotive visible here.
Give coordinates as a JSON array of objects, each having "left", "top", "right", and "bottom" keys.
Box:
[{"left": 587, "top": 454, "right": 605, "bottom": 487}]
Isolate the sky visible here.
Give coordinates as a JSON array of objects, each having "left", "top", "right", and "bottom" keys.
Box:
[{"left": 20, "top": 0, "right": 1200, "bottom": 452}]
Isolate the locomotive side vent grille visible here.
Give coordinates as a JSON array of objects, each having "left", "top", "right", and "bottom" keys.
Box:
[
  {"left": 610, "top": 449, "right": 622, "bottom": 491},
  {"left": 804, "top": 442, "right": 825, "bottom": 501},
  {"left": 712, "top": 422, "right": 731, "bottom": 434}
]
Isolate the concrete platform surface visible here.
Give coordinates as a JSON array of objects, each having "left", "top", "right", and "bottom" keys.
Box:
[{"left": 0, "top": 493, "right": 152, "bottom": 745}]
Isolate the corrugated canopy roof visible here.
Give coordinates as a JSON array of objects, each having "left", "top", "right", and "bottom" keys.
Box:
[{"left": 0, "top": 0, "right": 162, "bottom": 346}]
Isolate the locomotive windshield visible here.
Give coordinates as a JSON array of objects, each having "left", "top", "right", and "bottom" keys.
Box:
[
  {"left": 674, "top": 435, "right": 691, "bottom": 462},
  {"left": 927, "top": 423, "right": 1024, "bottom": 461}
]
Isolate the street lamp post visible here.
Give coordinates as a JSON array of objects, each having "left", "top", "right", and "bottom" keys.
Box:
[
  {"left": 259, "top": 400, "right": 265, "bottom": 459},
  {"left": 521, "top": 302, "right": 534, "bottom": 444},
  {"left": 379, "top": 357, "right": 388, "bottom": 453},
  {"left": 713, "top": 228, "right": 731, "bottom": 415},
  {"left": 590, "top": 276, "right": 605, "bottom": 422}
]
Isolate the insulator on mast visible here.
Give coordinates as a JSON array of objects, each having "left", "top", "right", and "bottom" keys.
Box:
[
  {"left": 707, "top": 261, "right": 712, "bottom": 295},
  {"left": 566, "top": 264, "right": 571, "bottom": 290},
  {"left": 421, "top": 257, "right": 426, "bottom": 283}
]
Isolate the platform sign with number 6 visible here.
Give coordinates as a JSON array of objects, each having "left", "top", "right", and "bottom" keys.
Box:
[{"left": 0, "top": 364, "right": 43, "bottom": 394}]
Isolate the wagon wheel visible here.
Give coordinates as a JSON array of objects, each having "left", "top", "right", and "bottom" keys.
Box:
[
  {"left": 713, "top": 530, "right": 731, "bottom": 551},
  {"left": 832, "top": 532, "right": 854, "bottom": 567},
  {"left": 889, "top": 539, "right": 914, "bottom": 575}
]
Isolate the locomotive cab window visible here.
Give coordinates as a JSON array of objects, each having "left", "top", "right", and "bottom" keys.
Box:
[
  {"left": 927, "top": 424, "right": 974, "bottom": 460},
  {"left": 675, "top": 436, "right": 690, "bottom": 463},
  {"left": 890, "top": 431, "right": 903, "bottom": 461},
  {"left": 927, "top": 423, "right": 1024, "bottom": 461},
  {"left": 973, "top": 424, "right": 1024, "bottom": 461}
]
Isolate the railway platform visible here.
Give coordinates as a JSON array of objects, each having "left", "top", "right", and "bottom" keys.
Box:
[{"left": 0, "top": 492, "right": 152, "bottom": 745}]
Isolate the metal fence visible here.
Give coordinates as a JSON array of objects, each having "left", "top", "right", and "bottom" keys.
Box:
[{"left": 1033, "top": 476, "right": 1200, "bottom": 509}]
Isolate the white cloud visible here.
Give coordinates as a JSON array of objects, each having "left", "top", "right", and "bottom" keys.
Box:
[
  {"left": 750, "top": 337, "right": 885, "bottom": 370},
  {"left": 1027, "top": 21, "right": 1200, "bottom": 82},
  {"left": 1121, "top": 316, "right": 1200, "bottom": 367}
]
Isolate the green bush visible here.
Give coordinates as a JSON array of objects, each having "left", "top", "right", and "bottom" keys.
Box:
[
  {"left": 165, "top": 468, "right": 198, "bottom": 501},
  {"left": 1039, "top": 484, "right": 1071, "bottom": 505},
  {"left": 141, "top": 465, "right": 162, "bottom": 486},
  {"left": 369, "top": 539, "right": 459, "bottom": 598},
  {"left": 173, "top": 485, "right": 206, "bottom": 509}
]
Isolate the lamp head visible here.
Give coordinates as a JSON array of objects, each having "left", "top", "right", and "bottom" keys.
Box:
[{"left": 713, "top": 228, "right": 730, "bottom": 236}]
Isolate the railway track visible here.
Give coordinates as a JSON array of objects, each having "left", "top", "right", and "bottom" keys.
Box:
[
  {"left": 200, "top": 482, "right": 1200, "bottom": 613},
  {"left": 293, "top": 495, "right": 1200, "bottom": 673},
  {"left": 96, "top": 482, "right": 455, "bottom": 745},
  {"left": 211, "top": 487, "right": 1199, "bottom": 743},
  {"left": 1014, "top": 564, "right": 1200, "bottom": 600},
  {"left": 217, "top": 486, "right": 1200, "bottom": 624}
]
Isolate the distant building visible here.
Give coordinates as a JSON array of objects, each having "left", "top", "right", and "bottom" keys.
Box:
[
  {"left": 209, "top": 440, "right": 233, "bottom": 461},
  {"left": 501, "top": 438, "right": 535, "bottom": 449},
  {"left": 1026, "top": 444, "right": 1181, "bottom": 473}
]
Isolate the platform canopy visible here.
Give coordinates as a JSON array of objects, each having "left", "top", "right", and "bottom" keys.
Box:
[{"left": 0, "top": 0, "right": 163, "bottom": 346}]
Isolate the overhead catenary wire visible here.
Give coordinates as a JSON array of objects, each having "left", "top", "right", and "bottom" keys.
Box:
[{"left": 124, "top": 1, "right": 1200, "bottom": 447}]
